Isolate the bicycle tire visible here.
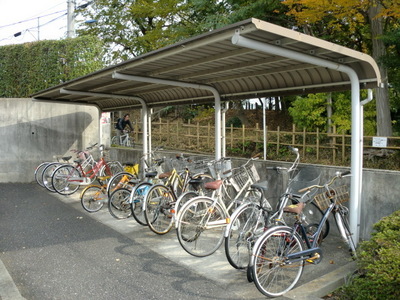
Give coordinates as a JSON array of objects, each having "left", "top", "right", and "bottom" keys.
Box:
[
  {"left": 106, "top": 171, "right": 137, "bottom": 197},
  {"left": 51, "top": 165, "right": 81, "bottom": 195},
  {"left": 176, "top": 197, "right": 227, "bottom": 257},
  {"left": 175, "top": 191, "right": 198, "bottom": 214},
  {"left": 144, "top": 184, "right": 175, "bottom": 235},
  {"left": 100, "top": 161, "right": 123, "bottom": 179},
  {"left": 251, "top": 226, "right": 305, "bottom": 297},
  {"left": 111, "top": 136, "right": 118, "bottom": 145},
  {"left": 130, "top": 182, "right": 152, "bottom": 226},
  {"left": 42, "top": 162, "right": 63, "bottom": 192},
  {"left": 81, "top": 185, "right": 106, "bottom": 212},
  {"left": 225, "top": 202, "right": 265, "bottom": 269},
  {"left": 284, "top": 199, "right": 330, "bottom": 241},
  {"left": 35, "top": 162, "right": 50, "bottom": 187},
  {"left": 108, "top": 187, "right": 132, "bottom": 219}
]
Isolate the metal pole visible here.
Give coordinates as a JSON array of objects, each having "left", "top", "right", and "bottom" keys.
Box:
[
  {"left": 112, "top": 72, "right": 223, "bottom": 161},
  {"left": 232, "top": 32, "right": 362, "bottom": 246},
  {"left": 67, "top": 0, "right": 75, "bottom": 38}
]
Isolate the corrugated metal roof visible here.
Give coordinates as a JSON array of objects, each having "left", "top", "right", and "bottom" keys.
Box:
[{"left": 32, "top": 18, "right": 381, "bottom": 112}]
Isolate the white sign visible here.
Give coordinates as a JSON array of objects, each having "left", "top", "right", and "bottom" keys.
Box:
[{"left": 372, "top": 137, "right": 387, "bottom": 148}]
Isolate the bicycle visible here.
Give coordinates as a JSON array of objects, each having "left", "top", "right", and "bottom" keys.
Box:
[
  {"left": 143, "top": 165, "right": 213, "bottom": 235},
  {"left": 175, "top": 157, "right": 262, "bottom": 257},
  {"left": 224, "top": 146, "right": 326, "bottom": 270},
  {"left": 80, "top": 177, "right": 109, "bottom": 213},
  {"left": 248, "top": 171, "right": 355, "bottom": 297},
  {"left": 51, "top": 145, "right": 123, "bottom": 196},
  {"left": 40, "top": 145, "right": 97, "bottom": 192},
  {"left": 111, "top": 130, "right": 134, "bottom": 147}
]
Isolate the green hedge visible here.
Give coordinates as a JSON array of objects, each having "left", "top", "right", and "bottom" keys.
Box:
[
  {"left": 336, "top": 210, "right": 400, "bottom": 299},
  {"left": 0, "top": 36, "right": 105, "bottom": 97}
]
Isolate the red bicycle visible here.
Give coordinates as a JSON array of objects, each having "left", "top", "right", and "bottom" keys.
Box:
[{"left": 51, "top": 145, "right": 123, "bottom": 195}]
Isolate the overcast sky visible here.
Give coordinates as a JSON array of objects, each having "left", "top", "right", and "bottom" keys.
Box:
[{"left": 0, "top": 0, "right": 76, "bottom": 46}]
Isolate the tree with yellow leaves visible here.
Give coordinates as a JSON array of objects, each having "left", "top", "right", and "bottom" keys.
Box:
[{"left": 282, "top": 0, "right": 400, "bottom": 136}]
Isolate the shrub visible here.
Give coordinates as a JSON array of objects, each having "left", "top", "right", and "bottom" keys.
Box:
[{"left": 335, "top": 210, "right": 400, "bottom": 299}]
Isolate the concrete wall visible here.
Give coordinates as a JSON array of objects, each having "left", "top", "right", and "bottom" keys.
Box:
[
  {"left": 0, "top": 97, "right": 398, "bottom": 241},
  {"left": 109, "top": 148, "right": 400, "bottom": 240},
  {"left": 0, "top": 98, "right": 100, "bottom": 182}
]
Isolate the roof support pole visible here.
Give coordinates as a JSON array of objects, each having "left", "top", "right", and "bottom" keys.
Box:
[
  {"left": 112, "top": 72, "right": 223, "bottom": 160},
  {"left": 59, "top": 88, "right": 149, "bottom": 162},
  {"left": 232, "top": 32, "right": 362, "bottom": 246}
]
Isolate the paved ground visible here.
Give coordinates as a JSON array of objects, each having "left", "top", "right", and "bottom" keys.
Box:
[{"left": 0, "top": 183, "right": 356, "bottom": 300}]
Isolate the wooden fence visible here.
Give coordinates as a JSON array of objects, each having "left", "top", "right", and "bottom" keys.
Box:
[{"left": 128, "top": 118, "right": 400, "bottom": 168}]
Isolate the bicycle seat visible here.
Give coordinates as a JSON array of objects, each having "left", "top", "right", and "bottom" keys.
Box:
[
  {"left": 145, "top": 171, "right": 158, "bottom": 178},
  {"left": 62, "top": 156, "right": 72, "bottom": 162},
  {"left": 204, "top": 180, "right": 223, "bottom": 190},
  {"left": 283, "top": 202, "right": 305, "bottom": 214},
  {"left": 158, "top": 172, "right": 172, "bottom": 179}
]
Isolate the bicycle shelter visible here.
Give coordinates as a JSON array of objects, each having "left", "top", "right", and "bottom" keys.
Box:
[{"left": 32, "top": 18, "right": 382, "bottom": 246}]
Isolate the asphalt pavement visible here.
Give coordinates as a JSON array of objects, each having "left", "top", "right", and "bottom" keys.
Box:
[{"left": 0, "top": 183, "right": 356, "bottom": 300}]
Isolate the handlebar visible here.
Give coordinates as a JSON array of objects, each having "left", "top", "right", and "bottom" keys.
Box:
[{"left": 298, "top": 171, "right": 351, "bottom": 193}]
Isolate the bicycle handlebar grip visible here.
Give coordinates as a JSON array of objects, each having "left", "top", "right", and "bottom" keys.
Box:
[
  {"left": 298, "top": 187, "right": 309, "bottom": 193},
  {"left": 341, "top": 170, "right": 351, "bottom": 177},
  {"left": 266, "top": 167, "right": 279, "bottom": 170}
]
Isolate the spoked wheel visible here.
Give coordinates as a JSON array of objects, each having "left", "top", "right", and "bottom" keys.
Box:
[
  {"left": 106, "top": 172, "right": 137, "bottom": 198},
  {"left": 144, "top": 184, "right": 175, "bottom": 235},
  {"left": 251, "top": 227, "right": 305, "bottom": 297},
  {"left": 42, "top": 162, "right": 63, "bottom": 192},
  {"left": 225, "top": 202, "right": 264, "bottom": 269},
  {"left": 108, "top": 187, "right": 132, "bottom": 219},
  {"left": 35, "top": 162, "right": 50, "bottom": 187},
  {"left": 80, "top": 185, "right": 107, "bottom": 212},
  {"left": 130, "top": 182, "right": 152, "bottom": 226},
  {"left": 176, "top": 197, "right": 226, "bottom": 257},
  {"left": 51, "top": 165, "right": 81, "bottom": 196}
]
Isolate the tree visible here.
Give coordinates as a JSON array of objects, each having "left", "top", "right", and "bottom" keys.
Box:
[
  {"left": 282, "top": 0, "right": 400, "bottom": 136},
  {"left": 76, "top": 0, "right": 227, "bottom": 62}
]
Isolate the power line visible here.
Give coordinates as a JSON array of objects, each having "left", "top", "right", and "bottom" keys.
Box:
[{"left": 0, "top": 10, "right": 66, "bottom": 30}]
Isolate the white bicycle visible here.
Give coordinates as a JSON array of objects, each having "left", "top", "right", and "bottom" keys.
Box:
[{"left": 111, "top": 130, "right": 134, "bottom": 147}]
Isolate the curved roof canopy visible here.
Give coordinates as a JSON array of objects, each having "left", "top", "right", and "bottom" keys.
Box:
[{"left": 32, "top": 18, "right": 381, "bottom": 112}]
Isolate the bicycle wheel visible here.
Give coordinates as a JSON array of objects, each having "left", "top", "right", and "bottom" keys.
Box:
[
  {"left": 111, "top": 136, "right": 118, "bottom": 145},
  {"left": 175, "top": 191, "right": 198, "bottom": 214},
  {"left": 42, "top": 162, "right": 63, "bottom": 192},
  {"left": 130, "top": 182, "right": 152, "bottom": 226},
  {"left": 301, "top": 202, "right": 330, "bottom": 240},
  {"left": 35, "top": 162, "right": 50, "bottom": 187},
  {"left": 108, "top": 187, "right": 132, "bottom": 219},
  {"left": 176, "top": 197, "right": 227, "bottom": 257},
  {"left": 144, "top": 184, "right": 175, "bottom": 235},
  {"left": 51, "top": 165, "right": 81, "bottom": 195},
  {"left": 81, "top": 185, "right": 106, "bottom": 212},
  {"left": 100, "top": 161, "right": 123, "bottom": 178},
  {"left": 106, "top": 171, "right": 137, "bottom": 197},
  {"left": 335, "top": 206, "right": 357, "bottom": 257},
  {"left": 252, "top": 226, "right": 305, "bottom": 297},
  {"left": 225, "top": 202, "right": 265, "bottom": 269}
]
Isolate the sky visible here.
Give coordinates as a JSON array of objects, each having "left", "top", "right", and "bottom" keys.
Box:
[{"left": 0, "top": 0, "right": 86, "bottom": 46}]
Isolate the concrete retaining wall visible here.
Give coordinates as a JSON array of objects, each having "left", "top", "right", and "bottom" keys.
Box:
[
  {"left": 0, "top": 98, "right": 100, "bottom": 182},
  {"left": 109, "top": 148, "right": 400, "bottom": 240},
  {"left": 1, "top": 98, "right": 398, "bottom": 240}
]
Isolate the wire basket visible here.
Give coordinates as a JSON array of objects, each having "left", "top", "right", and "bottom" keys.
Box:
[
  {"left": 314, "top": 185, "right": 350, "bottom": 211},
  {"left": 229, "top": 164, "right": 260, "bottom": 192},
  {"left": 287, "top": 167, "right": 321, "bottom": 198},
  {"left": 209, "top": 158, "right": 232, "bottom": 179}
]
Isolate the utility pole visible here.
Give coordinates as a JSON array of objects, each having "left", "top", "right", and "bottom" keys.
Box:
[{"left": 67, "top": 0, "right": 75, "bottom": 38}]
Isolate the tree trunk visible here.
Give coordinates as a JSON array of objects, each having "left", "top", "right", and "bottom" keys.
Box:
[{"left": 368, "top": 3, "right": 393, "bottom": 136}]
